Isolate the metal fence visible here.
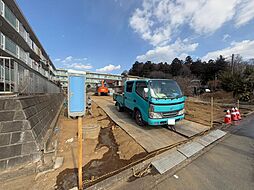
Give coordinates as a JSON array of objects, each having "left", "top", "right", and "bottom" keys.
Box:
[{"left": 0, "top": 56, "right": 60, "bottom": 94}]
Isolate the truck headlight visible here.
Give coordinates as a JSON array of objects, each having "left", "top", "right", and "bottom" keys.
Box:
[
  {"left": 149, "top": 112, "right": 163, "bottom": 119},
  {"left": 178, "top": 109, "right": 185, "bottom": 116}
]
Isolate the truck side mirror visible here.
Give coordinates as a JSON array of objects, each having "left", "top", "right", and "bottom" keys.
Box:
[{"left": 143, "top": 88, "right": 149, "bottom": 99}]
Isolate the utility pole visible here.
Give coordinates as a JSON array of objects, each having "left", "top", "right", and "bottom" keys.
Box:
[{"left": 231, "top": 54, "right": 234, "bottom": 74}]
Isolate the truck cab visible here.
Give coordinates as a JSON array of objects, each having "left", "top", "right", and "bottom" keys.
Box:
[{"left": 113, "top": 79, "right": 185, "bottom": 126}]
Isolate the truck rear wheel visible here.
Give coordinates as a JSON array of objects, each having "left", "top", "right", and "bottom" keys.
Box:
[{"left": 135, "top": 109, "right": 144, "bottom": 126}]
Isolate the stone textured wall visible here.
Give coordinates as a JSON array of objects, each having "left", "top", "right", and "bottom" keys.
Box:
[{"left": 0, "top": 94, "right": 64, "bottom": 170}]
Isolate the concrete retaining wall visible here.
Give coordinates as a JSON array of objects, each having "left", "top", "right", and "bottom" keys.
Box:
[{"left": 0, "top": 94, "right": 64, "bottom": 170}]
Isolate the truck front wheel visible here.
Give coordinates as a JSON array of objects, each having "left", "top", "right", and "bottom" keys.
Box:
[
  {"left": 135, "top": 109, "right": 145, "bottom": 126},
  {"left": 116, "top": 102, "right": 123, "bottom": 112}
]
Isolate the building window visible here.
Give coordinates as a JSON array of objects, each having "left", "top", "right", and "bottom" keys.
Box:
[
  {"left": 0, "top": 0, "right": 4, "bottom": 16},
  {"left": 19, "top": 23, "right": 27, "bottom": 41},
  {"left": 0, "top": 32, "right": 4, "bottom": 49},
  {"left": 19, "top": 47, "right": 27, "bottom": 63},
  {"left": 4, "top": 5, "right": 17, "bottom": 29},
  {"left": 5, "top": 36, "right": 17, "bottom": 56},
  {"left": 27, "top": 36, "right": 32, "bottom": 48}
]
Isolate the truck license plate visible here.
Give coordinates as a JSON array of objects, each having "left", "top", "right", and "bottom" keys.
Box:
[{"left": 167, "top": 119, "right": 175, "bottom": 125}]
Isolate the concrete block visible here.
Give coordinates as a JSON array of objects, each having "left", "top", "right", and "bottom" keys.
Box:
[
  {"left": 4, "top": 100, "right": 22, "bottom": 110},
  {"left": 1, "top": 121, "right": 23, "bottom": 133},
  {"left": 24, "top": 106, "right": 37, "bottom": 118},
  {"left": 28, "top": 115, "right": 40, "bottom": 127},
  {"left": 41, "top": 116, "right": 49, "bottom": 128},
  {"left": 14, "top": 110, "right": 26, "bottom": 120},
  {"left": 40, "top": 128, "right": 47, "bottom": 138},
  {"left": 0, "top": 100, "right": 5, "bottom": 110},
  {"left": 11, "top": 132, "right": 22, "bottom": 144},
  {"left": 196, "top": 135, "right": 215, "bottom": 147},
  {"left": 0, "top": 160, "right": 7, "bottom": 170},
  {"left": 38, "top": 110, "right": 47, "bottom": 121},
  {"left": 208, "top": 129, "right": 227, "bottom": 140},
  {"left": 32, "top": 122, "right": 43, "bottom": 137},
  {"left": 23, "top": 131, "right": 34, "bottom": 142},
  {"left": 20, "top": 98, "right": 36, "bottom": 108},
  {"left": 21, "top": 142, "right": 38, "bottom": 155},
  {"left": 0, "top": 94, "right": 63, "bottom": 170},
  {"left": 23, "top": 121, "right": 31, "bottom": 130},
  {"left": 152, "top": 151, "right": 186, "bottom": 174},
  {"left": 0, "top": 134, "right": 11, "bottom": 146},
  {"left": 36, "top": 134, "right": 43, "bottom": 145},
  {"left": 0, "top": 111, "right": 15, "bottom": 121},
  {"left": 177, "top": 142, "right": 204, "bottom": 158},
  {"left": 7, "top": 155, "right": 33, "bottom": 168},
  {"left": 0, "top": 144, "right": 22, "bottom": 160},
  {"left": 37, "top": 102, "right": 47, "bottom": 111}
]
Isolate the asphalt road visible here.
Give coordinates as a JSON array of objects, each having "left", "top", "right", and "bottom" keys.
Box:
[{"left": 114, "top": 114, "right": 254, "bottom": 190}]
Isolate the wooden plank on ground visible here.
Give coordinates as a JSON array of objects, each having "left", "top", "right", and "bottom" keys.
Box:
[
  {"left": 91, "top": 96, "right": 209, "bottom": 152},
  {"left": 92, "top": 96, "right": 187, "bottom": 153},
  {"left": 173, "top": 120, "right": 210, "bottom": 137}
]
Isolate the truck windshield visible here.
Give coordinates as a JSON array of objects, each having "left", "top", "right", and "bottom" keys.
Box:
[{"left": 149, "top": 80, "right": 183, "bottom": 99}]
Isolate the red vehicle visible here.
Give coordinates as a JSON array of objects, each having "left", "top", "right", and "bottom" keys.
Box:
[{"left": 96, "top": 80, "right": 109, "bottom": 96}]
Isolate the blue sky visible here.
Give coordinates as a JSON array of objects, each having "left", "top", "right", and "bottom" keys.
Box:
[{"left": 17, "top": 0, "right": 254, "bottom": 74}]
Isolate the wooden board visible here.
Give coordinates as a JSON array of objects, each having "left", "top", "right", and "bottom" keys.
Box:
[
  {"left": 172, "top": 120, "right": 210, "bottom": 137},
  {"left": 92, "top": 96, "right": 208, "bottom": 153}
]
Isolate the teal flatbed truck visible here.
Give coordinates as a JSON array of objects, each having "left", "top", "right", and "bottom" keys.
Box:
[{"left": 113, "top": 79, "right": 185, "bottom": 126}]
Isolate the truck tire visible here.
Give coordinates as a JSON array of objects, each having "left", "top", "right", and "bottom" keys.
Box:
[
  {"left": 135, "top": 109, "right": 145, "bottom": 126},
  {"left": 116, "top": 102, "right": 123, "bottom": 112}
]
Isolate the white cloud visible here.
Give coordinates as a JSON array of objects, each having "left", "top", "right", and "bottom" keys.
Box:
[
  {"left": 190, "top": 0, "right": 239, "bottom": 34},
  {"left": 136, "top": 38, "right": 198, "bottom": 63},
  {"left": 55, "top": 56, "right": 92, "bottom": 70},
  {"left": 62, "top": 56, "right": 73, "bottom": 63},
  {"left": 54, "top": 58, "right": 61, "bottom": 62},
  {"left": 96, "top": 64, "right": 121, "bottom": 73},
  {"left": 235, "top": 0, "right": 254, "bottom": 27},
  {"left": 222, "top": 34, "right": 231, "bottom": 42},
  {"left": 202, "top": 40, "right": 254, "bottom": 60},
  {"left": 130, "top": 0, "right": 254, "bottom": 47},
  {"left": 66, "top": 63, "right": 92, "bottom": 70},
  {"left": 60, "top": 56, "right": 88, "bottom": 63},
  {"left": 74, "top": 58, "right": 88, "bottom": 61}
]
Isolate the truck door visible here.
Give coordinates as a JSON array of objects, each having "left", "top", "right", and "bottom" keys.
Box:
[
  {"left": 125, "top": 81, "right": 135, "bottom": 110},
  {"left": 135, "top": 81, "right": 149, "bottom": 121}
]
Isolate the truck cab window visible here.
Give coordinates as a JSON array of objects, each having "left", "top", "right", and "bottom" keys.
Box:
[
  {"left": 126, "top": 81, "right": 134, "bottom": 92},
  {"left": 136, "top": 81, "right": 148, "bottom": 99}
]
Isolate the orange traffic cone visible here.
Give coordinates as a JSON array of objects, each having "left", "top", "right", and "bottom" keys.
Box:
[
  {"left": 224, "top": 110, "right": 232, "bottom": 124},
  {"left": 231, "top": 108, "right": 238, "bottom": 121},
  {"left": 235, "top": 107, "right": 242, "bottom": 120}
]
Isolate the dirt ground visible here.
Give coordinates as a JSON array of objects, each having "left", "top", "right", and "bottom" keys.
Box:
[
  {"left": 1, "top": 101, "right": 146, "bottom": 190},
  {"left": 185, "top": 100, "right": 225, "bottom": 126},
  {"left": 2, "top": 94, "right": 254, "bottom": 190},
  {"left": 185, "top": 96, "right": 254, "bottom": 127}
]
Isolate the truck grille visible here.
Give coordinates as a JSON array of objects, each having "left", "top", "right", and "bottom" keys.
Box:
[{"left": 162, "top": 111, "right": 178, "bottom": 118}]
